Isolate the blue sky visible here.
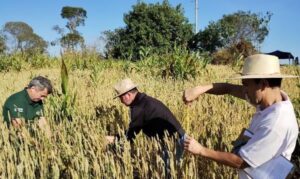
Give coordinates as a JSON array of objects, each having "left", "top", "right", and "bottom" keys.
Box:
[{"left": 1, "top": 0, "right": 299, "bottom": 61}]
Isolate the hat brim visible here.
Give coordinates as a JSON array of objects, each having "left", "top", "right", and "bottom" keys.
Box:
[
  {"left": 229, "top": 74, "right": 299, "bottom": 80},
  {"left": 113, "top": 85, "right": 138, "bottom": 99}
]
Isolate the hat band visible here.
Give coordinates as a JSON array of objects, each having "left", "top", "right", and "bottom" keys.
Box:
[{"left": 241, "top": 72, "right": 281, "bottom": 76}]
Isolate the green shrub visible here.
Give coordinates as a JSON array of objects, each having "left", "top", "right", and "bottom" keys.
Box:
[
  {"left": 156, "top": 47, "right": 201, "bottom": 80},
  {"left": 212, "top": 39, "right": 257, "bottom": 67},
  {"left": 0, "top": 53, "right": 23, "bottom": 72}
]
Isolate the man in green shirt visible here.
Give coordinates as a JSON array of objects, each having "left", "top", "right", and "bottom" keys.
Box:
[{"left": 3, "top": 76, "right": 53, "bottom": 133}]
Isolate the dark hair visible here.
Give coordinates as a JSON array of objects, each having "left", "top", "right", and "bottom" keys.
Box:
[
  {"left": 28, "top": 76, "right": 53, "bottom": 94},
  {"left": 254, "top": 78, "right": 282, "bottom": 88}
]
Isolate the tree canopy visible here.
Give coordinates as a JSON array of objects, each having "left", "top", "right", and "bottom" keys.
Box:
[
  {"left": 189, "top": 11, "right": 272, "bottom": 53},
  {"left": 0, "top": 35, "right": 6, "bottom": 53},
  {"left": 60, "top": 33, "right": 84, "bottom": 50},
  {"left": 61, "top": 6, "right": 87, "bottom": 34},
  {"left": 56, "top": 6, "right": 87, "bottom": 50},
  {"left": 103, "top": 0, "right": 193, "bottom": 60},
  {"left": 3, "top": 21, "right": 47, "bottom": 54}
]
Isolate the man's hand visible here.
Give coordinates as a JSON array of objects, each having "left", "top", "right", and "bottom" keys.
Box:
[
  {"left": 184, "top": 136, "right": 203, "bottom": 155},
  {"left": 11, "top": 118, "right": 23, "bottom": 128},
  {"left": 183, "top": 87, "right": 203, "bottom": 105},
  {"left": 105, "top": 136, "right": 115, "bottom": 144},
  {"left": 183, "top": 88, "right": 198, "bottom": 105},
  {"left": 183, "top": 85, "right": 212, "bottom": 105},
  {"left": 38, "top": 117, "right": 52, "bottom": 138}
]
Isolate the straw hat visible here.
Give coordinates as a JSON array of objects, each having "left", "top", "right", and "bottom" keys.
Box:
[
  {"left": 232, "top": 54, "right": 298, "bottom": 79},
  {"left": 114, "top": 78, "right": 138, "bottom": 98}
]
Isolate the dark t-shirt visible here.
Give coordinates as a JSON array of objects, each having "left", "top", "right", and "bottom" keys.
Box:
[
  {"left": 3, "top": 89, "right": 44, "bottom": 125},
  {"left": 126, "top": 92, "right": 185, "bottom": 141}
]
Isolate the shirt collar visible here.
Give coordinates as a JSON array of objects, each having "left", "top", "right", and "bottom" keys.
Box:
[
  {"left": 24, "top": 88, "right": 41, "bottom": 105},
  {"left": 130, "top": 92, "right": 145, "bottom": 107},
  {"left": 256, "top": 90, "right": 289, "bottom": 114}
]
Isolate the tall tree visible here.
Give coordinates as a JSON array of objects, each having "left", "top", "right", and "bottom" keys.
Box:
[
  {"left": 24, "top": 33, "right": 48, "bottom": 54},
  {"left": 189, "top": 11, "right": 272, "bottom": 53},
  {"left": 0, "top": 34, "right": 6, "bottom": 53},
  {"left": 59, "top": 6, "right": 87, "bottom": 50},
  {"left": 61, "top": 6, "right": 87, "bottom": 34},
  {"left": 3, "top": 21, "right": 47, "bottom": 54},
  {"left": 60, "top": 33, "right": 84, "bottom": 50},
  {"left": 103, "top": 0, "right": 193, "bottom": 60}
]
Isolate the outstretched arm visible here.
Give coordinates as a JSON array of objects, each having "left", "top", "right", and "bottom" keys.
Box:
[
  {"left": 105, "top": 125, "right": 142, "bottom": 144},
  {"left": 184, "top": 136, "right": 249, "bottom": 169},
  {"left": 183, "top": 83, "right": 245, "bottom": 104}
]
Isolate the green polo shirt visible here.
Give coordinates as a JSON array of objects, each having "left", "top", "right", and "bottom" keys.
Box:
[{"left": 3, "top": 89, "right": 44, "bottom": 124}]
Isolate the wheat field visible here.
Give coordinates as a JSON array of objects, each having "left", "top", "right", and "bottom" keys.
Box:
[{"left": 0, "top": 58, "right": 299, "bottom": 178}]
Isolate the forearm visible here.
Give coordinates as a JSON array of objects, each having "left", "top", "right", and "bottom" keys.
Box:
[
  {"left": 206, "top": 83, "right": 231, "bottom": 95},
  {"left": 187, "top": 83, "right": 232, "bottom": 96},
  {"left": 184, "top": 83, "right": 232, "bottom": 102},
  {"left": 207, "top": 83, "right": 245, "bottom": 99},
  {"left": 191, "top": 84, "right": 214, "bottom": 96},
  {"left": 200, "top": 147, "right": 246, "bottom": 169},
  {"left": 184, "top": 83, "right": 245, "bottom": 103},
  {"left": 184, "top": 137, "right": 248, "bottom": 169}
]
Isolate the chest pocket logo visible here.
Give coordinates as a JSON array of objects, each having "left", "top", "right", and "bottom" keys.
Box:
[
  {"left": 36, "top": 111, "right": 42, "bottom": 116},
  {"left": 14, "top": 108, "right": 24, "bottom": 113}
]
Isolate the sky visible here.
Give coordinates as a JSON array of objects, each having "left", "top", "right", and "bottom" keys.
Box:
[{"left": 1, "top": 0, "right": 300, "bottom": 62}]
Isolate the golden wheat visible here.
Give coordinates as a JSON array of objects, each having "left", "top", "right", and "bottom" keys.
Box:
[{"left": 0, "top": 61, "right": 299, "bottom": 178}]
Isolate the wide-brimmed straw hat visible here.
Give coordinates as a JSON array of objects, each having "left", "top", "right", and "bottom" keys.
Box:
[
  {"left": 232, "top": 54, "right": 298, "bottom": 79},
  {"left": 113, "top": 78, "right": 138, "bottom": 98}
]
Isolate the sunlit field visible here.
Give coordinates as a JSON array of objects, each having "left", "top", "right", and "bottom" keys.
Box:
[{"left": 0, "top": 55, "right": 299, "bottom": 178}]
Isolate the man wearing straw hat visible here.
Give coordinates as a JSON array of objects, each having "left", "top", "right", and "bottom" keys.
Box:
[
  {"left": 106, "top": 78, "right": 185, "bottom": 143},
  {"left": 106, "top": 78, "right": 186, "bottom": 175},
  {"left": 182, "top": 54, "right": 299, "bottom": 178}
]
